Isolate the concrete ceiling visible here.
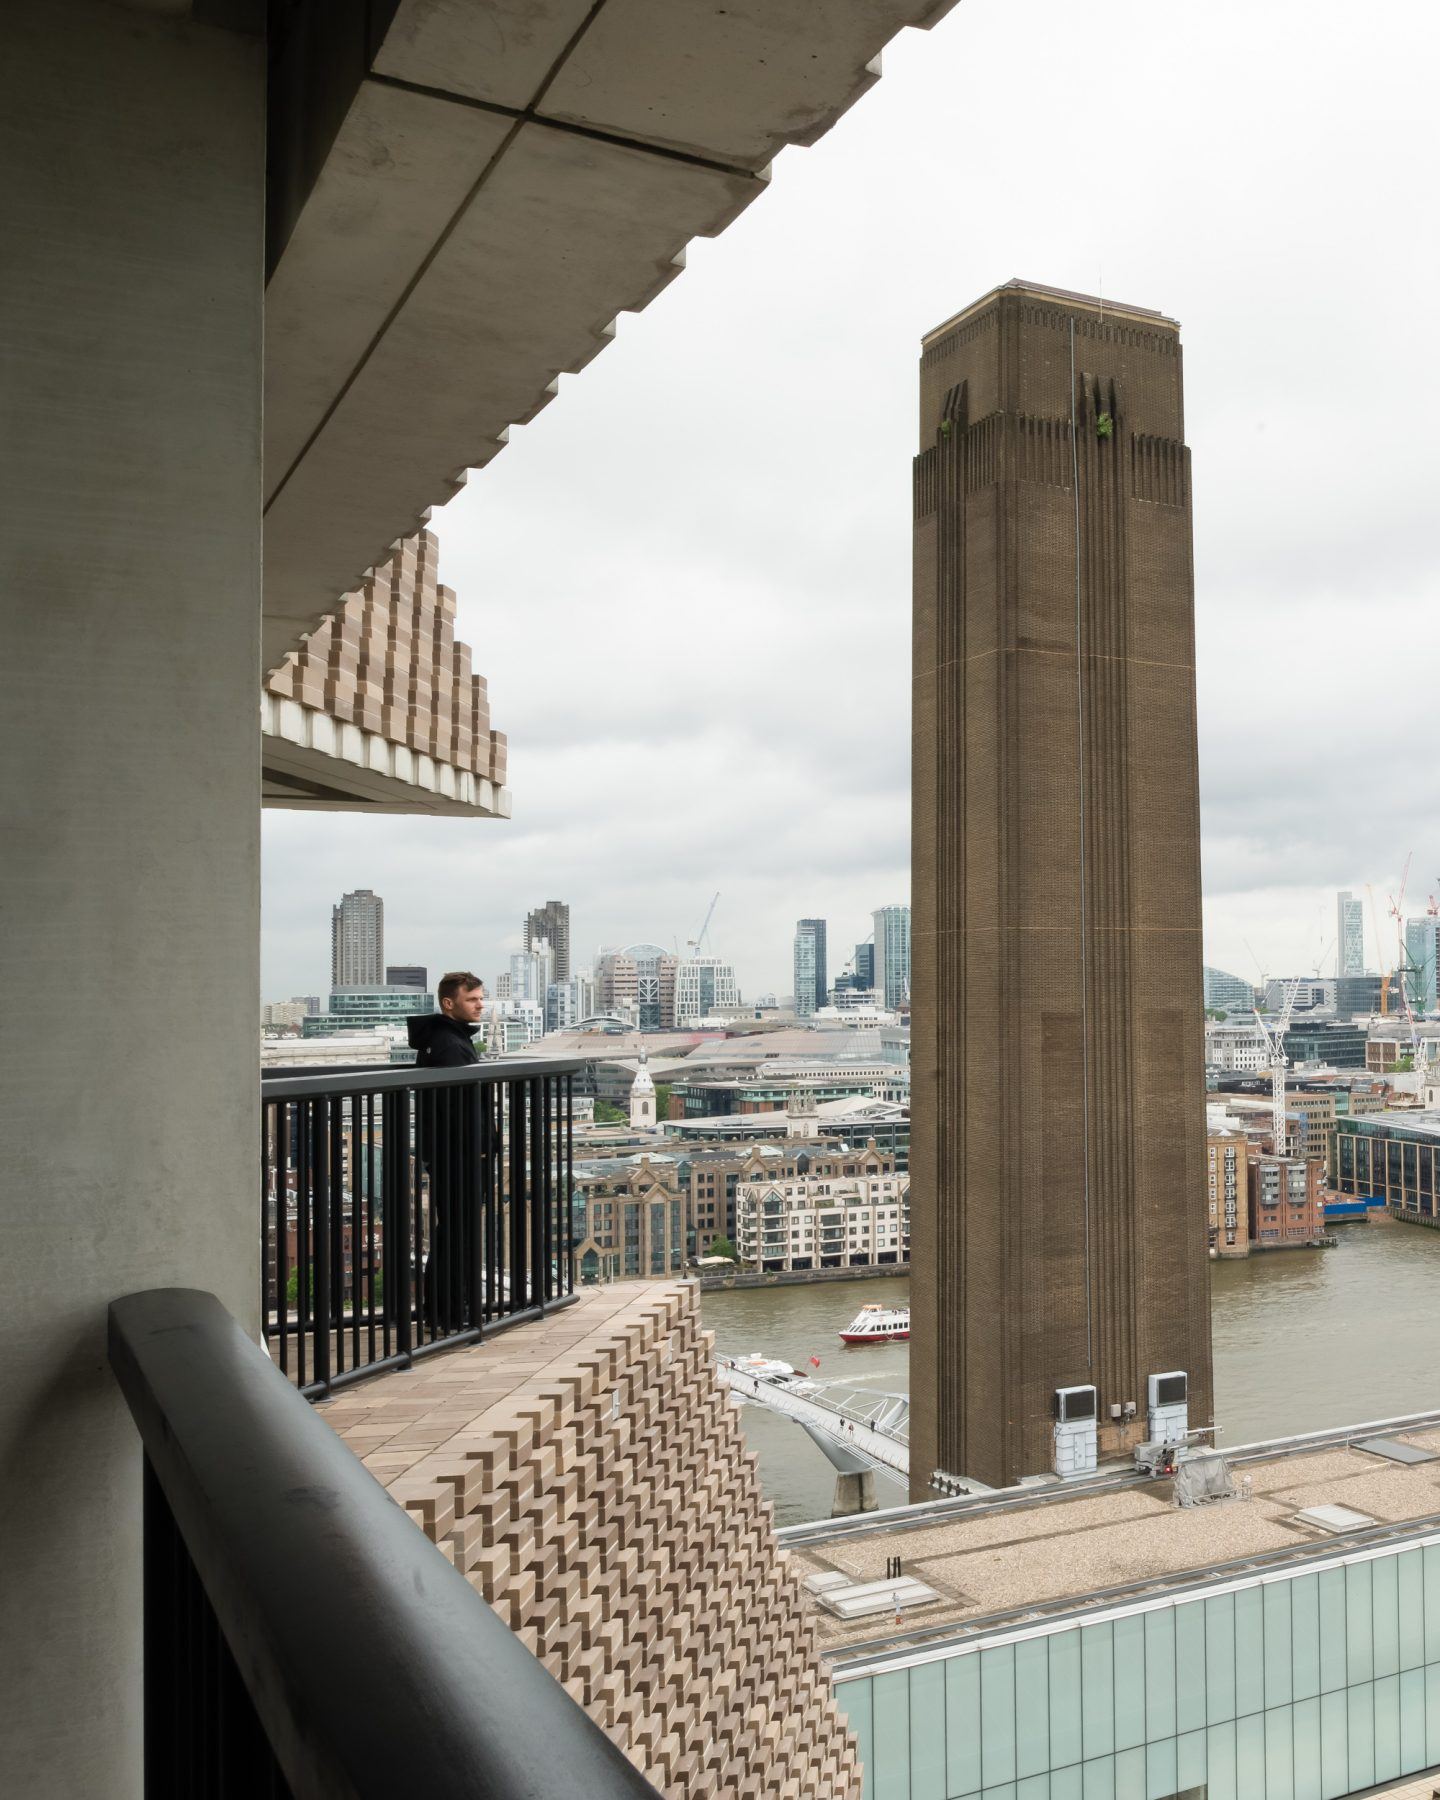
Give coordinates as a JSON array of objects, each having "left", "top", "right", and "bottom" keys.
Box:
[{"left": 262, "top": 0, "right": 959, "bottom": 665}]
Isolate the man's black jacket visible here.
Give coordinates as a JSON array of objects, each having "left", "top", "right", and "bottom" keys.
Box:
[{"left": 407, "top": 1013, "right": 481, "bottom": 1068}]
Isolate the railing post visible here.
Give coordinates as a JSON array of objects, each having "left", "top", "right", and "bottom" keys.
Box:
[
  {"left": 467, "top": 1079, "right": 484, "bottom": 1333},
  {"left": 529, "top": 1076, "right": 543, "bottom": 1313},
  {"left": 564, "top": 1071, "right": 574, "bottom": 1297},
  {"left": 538, "top": 1075, "right": 552, "bottom": 1312},
  {"left": 383, "top": 1087, "right": 413, "bottom": 1360},
  {"left": 312, "top": 1095, "right": 332, "bottom": 1394},
  {"left": 296, "top": 1098, "right": 312, "bottom": 1391},
  {"left": 508, "top": 1076, "right": 526, "bottom": 1314}
]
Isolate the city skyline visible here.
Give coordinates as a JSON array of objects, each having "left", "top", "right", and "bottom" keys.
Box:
[
  {"left": 278, "top": 884, "right": 907, "bottom": 1008},
  {"left": 269, "top": 868, "right": 1435, "bottom": 1006}
]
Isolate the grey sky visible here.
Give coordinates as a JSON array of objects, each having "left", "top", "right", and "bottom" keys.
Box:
[{"left": 262, "top": 0, "right": 1440, "bottom": 1001}]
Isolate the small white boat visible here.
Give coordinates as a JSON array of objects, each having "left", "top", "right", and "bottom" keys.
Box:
[
  {"left": 729, "top": 1352, "right": 797, "bottom": 1381},
  {"left": 839, "top": 1304, "right": 910, "bottom": 1344}
]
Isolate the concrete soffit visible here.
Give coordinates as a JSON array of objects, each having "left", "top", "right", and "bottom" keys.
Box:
[{"left": 262, "top": 0, "right": 961, "bottom": 667}]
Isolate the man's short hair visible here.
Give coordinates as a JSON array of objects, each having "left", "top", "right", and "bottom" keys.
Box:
[{"left": 437, "top": 970, "right": 483, "bottom": 1005}]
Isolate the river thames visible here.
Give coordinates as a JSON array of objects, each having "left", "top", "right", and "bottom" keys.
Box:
[{"left": 700, "top": 1215, "right": 1440, "bottom": 1525}]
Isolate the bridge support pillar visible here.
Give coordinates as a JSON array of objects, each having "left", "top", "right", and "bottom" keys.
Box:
[{"left": 832, "top": 1470, "right": 878, "bottom": 1517}]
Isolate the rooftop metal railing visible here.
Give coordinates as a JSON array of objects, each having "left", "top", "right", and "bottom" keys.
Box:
[
  {"left": 260, "top": 1057, "right": 578, "bottom": 1397},
  {"left": 110, "top": 1287, "right": 661, "bottom": 1798}
]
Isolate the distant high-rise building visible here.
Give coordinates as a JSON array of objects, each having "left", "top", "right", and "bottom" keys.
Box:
[
  {"left": 633, "top": 946, "right": 677, "bottom": 1031},
  {"left": 793, "top": 919, "right": 827, "bottom": 1016},
  {"left": 596, "top": 945, "right": 674, "bottom": 1029},
  {"left": 854, "top": 942, "right": 875, "bottom": 988},
  {"left": 872, "top": 906, "right": 911, "bottom": 1010},
  {"left": 510, "top": 939, "right": 554, "bottom": 1009},
  {"left": 385, "top": 963, "right": 427, "bottom": 990},
  {"left": 910, "top": 281, "right": 1213, "bottom": 1493},
  {"left": 1404, "top": 918, "right": 1438, "bottom": 1013},
  {"left": 1261, "top": 977, "right": 1331, "bottom": 1014},
  {"left": 1334, "top": 974, "right": 1383, "bottom": 1018},
  {"left": 675, "top": 957, "right": 739, "bottom": 1024},
  {"left": 594, "top": 949, "right": 638, "bottom": 1018},
  {"left": 524, "top": 901, "right": 571, "bottom": 984},
  {"left": 547, "top": 972, "right": 594, "bottom": 1032},
  {"left": 1203, "top": 966, "right": 1255, "bottom": 1013},
  {"left": 331, "top": 888, "right": 384, "bottom": 989},
  {"left": 1337, "top": 891, "right": 1365, "bottom": 978}
]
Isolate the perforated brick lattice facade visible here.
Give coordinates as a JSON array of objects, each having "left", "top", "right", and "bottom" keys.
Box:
[
  {"left": 265, "top": 529, "right": 506, "bottom": 788},
  {"left": 318, "top": 1282, "right": 861, "bottom": 1798}
]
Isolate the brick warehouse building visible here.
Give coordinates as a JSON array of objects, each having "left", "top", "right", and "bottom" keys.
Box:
[{"left": 909, "top": 281, "right": 1214, "bottom": 1493}]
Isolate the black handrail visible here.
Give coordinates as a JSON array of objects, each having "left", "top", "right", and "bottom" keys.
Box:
[
  {"left": 111, "top": 1288, "right": 661, "bottom": 1798},
  {"left": 262, "top": 1058, "right": 579, "bottom": 1395},
  {"left": 261, "top": 1056, "right": 584, "bottom": 1097}
]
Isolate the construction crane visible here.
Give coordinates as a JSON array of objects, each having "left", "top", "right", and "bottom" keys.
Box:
[
  {"left": 1365, "top": 883, "right": 1393, "bottom": 1018},
  {"left": 687, "top": 892, "right": 720, "bottom": 957},
  {"left": 1253, "top": 975, "right": 1303, "bottom": 1156},
  {"left": 1389, "top": 854, "right": 1414, "bottom": 994}
]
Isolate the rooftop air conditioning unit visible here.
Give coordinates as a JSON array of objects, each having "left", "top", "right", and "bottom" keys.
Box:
[
  {"left": 1147, "top": 1370, "right": 1189, "bottom": 1445},
  {"left": 1149, "top": 1371, "right": 1187, "bottom": 1409},
  {"left": 1053, "top": 1385, "right": 1097, "bottom": 1479}
]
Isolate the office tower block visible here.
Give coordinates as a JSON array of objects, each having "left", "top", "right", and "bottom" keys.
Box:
[
  {"left": 524, "top": 901, "right": 571, "bottom": 984},
  {"left": 1404, "top": 918, "right": 1438, "bottom": 1013},
  {"left": 793, "top": 919, "right": 828, "bottom": 1016},
  {"left": 385, "top": 963, "right": 427, "bottom": 990},
  {"left": 872, "top": 905, "right": 911, "bottom": 1010},
  {"left": 910, "top": 281, "right": 1213, "bottom": 1493},
  {"left": 331, "top": 888, "right": 384, "bottom": 989},
  {"left": 854, "top": 942, "right": 876, "bottom": 989},
  {"left": 1337, "top": 891, "right": 1365, "bottom": 979}
]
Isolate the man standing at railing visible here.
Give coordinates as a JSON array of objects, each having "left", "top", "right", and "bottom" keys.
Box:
[
  {"left": 409, "top": 970, "right": 486, "bottom": 1065},
  {"left": 409, "top": 973, "right": 486, "bottom": 1333}
]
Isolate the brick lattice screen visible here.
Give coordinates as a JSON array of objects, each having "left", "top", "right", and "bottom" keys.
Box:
[
  {"left": 318, "top": 1282, "right": 862, "bottom": 1798},
  {"left": 265, "top": 530, "right": 506, "bottom": 786}
]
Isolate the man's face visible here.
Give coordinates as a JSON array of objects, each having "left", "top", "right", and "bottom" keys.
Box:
[{"left": 443, "top": 983, "right": 485, "bottom": 1022}]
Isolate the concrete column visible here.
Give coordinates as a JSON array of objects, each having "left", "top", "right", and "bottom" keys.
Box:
[
  {"left": 0, "top": 7, "right": 262, "bottom": 1794},
  {"left": 832, "top": 1471, "right": 878, "bottom": 1517}
]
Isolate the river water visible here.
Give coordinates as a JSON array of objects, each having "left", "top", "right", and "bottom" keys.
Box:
[{"left": 700, "top": 1216, "right": 1440, "bottom": 1526}]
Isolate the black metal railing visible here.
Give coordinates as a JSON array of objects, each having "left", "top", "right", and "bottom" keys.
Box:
[
  {"left": 261, "top": 1058, "right": 577, "bottom": 1396},
  {"left": 111, "top": 1288, "right": 661, "bottom": 1798}
]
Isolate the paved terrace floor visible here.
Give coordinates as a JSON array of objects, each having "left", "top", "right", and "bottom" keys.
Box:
[{"left": 787, "top": 1428, "right": 1440, "bottom": 1666}]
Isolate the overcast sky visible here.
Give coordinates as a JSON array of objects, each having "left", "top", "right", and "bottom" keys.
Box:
[{"left": 262, "top": 0, "right": 1440, "bottom": 1002}]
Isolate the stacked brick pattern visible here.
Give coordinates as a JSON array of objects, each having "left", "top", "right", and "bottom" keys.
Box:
[
  {"left": 265, "top": 529, "right": 506, "bottom": 786},
  {"left": 318, "top": 1282, "right": 860, "bottom": 1798},
  {"left": 909, "top": 283, "right": 1214, "bottom": 1494}
]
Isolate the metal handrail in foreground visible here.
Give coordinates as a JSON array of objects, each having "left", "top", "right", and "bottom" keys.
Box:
[{"left": 111, "top": 1287, "right": 661, "bottom": 1799}]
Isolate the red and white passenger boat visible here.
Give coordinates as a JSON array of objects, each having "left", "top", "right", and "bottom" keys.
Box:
[{"left": 838, "top": 1303, "right": 910, "bottom": 1344}]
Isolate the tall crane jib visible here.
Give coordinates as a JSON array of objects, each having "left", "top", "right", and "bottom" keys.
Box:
[
  {"left": 1253, "top": 975, "right": 1303, "bottom": 1156},
  {"left": 686, "top": 892, "right": 720, "bottom": 957}
]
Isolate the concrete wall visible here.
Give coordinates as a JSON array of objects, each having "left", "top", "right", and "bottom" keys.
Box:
[{"left": 0, "top": 6, "right": 262, "bottom": 1792}]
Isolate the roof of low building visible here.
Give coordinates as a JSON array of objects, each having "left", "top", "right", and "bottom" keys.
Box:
[{"left": 789, "top": 1422, "right": 1440, "bottom": 1672}]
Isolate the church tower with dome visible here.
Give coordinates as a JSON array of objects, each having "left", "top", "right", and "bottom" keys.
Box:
[{"left": 629, "top": 1051, "right": 657, "bottom": 1131}]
